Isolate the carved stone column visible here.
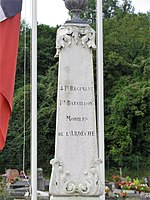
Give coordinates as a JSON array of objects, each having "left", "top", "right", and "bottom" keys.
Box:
[{"left": 49, "top": 23, "right": 104, "bottom": 200}]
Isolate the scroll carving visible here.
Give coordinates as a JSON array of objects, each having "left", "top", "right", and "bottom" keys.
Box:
[
  {"left": 55, "top": 25, "right": 96, "bottom": 57},
  {"left": 50, "top": 158, "right": 104, "bottom": 196}
]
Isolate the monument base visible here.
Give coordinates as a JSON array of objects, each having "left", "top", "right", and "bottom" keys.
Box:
[{"left": 50, "top": 196, "right": 102, "bottom": 200}]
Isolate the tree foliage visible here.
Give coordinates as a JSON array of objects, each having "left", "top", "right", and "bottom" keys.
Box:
[{"left": 0, "top": 2, "right": 150, "bottom": 174}]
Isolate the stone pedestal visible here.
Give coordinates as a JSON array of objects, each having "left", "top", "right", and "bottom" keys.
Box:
[
  {"left": 51, "top": 197, "right": 103, "bottom": 200},
  {"left": 49, "top": 23, "right": 104, "bottom": 199}
]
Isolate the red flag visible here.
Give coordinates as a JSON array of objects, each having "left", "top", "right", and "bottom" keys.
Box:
[{"left": 0, "top": 13, "right": 21, "bottom": 150}]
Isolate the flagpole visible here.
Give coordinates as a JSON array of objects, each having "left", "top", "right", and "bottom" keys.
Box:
[
  {"left": 31, "top": 0, "right": 37, "bottom": 199},
  {"left": 96, "top": 0, "right": 105, "bottom": 199}
]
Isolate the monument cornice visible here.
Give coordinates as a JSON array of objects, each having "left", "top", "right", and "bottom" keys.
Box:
[{"left": 55, "top": 24, "right": 96, "bottom": 57}]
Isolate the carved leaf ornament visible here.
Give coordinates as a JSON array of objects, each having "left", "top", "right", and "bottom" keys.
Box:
[
  {"left": 50, "top": 158, "right": 104, "bottom": 196},
  {"left": 55, "top": 25, "right": 96, "bottom": 57}
]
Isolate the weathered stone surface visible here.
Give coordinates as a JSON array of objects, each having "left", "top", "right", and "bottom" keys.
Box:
[
  {"left": 50, "top": 197, "right": 102, "bottom": 200},
  {"left": 10, "top": 180, "right": 30, "bottom": 189},
  {"left": 63, "top": 0, "right": 88, "bottom": 22},
  {"left": 37, "top": 168, "right": 45, "bottom": 191},
  {"left": 49, "top": 24, "right": 103, "bottom": 199}
]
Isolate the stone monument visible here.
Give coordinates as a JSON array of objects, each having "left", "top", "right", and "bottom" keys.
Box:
[{"left": 49, "top": 0, "right": 104, "bottom": 199}]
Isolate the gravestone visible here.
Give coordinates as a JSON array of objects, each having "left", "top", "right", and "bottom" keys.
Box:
[
  {"left": 37, "top": 168, "right": 45, "bottom": 191},
  {"left": 49, "top": 0, "right": 104, "bottom": 199}
]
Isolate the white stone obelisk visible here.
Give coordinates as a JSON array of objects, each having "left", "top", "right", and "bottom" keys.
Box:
[{"left": 49, "top": 1, "right": 104, "bottom": 199}]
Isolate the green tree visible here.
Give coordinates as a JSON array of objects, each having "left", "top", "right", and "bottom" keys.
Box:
[
  {"left": 0, "top": 64, "right": 58, "bottom": 173},
  {"left": 103, "top": 12, "right": 150, "bottom": 168},
  {"left": 37, "top": 64, "right": 58, "bottom": 172},
  {"left": 84, "top": 0, "right": 133, "bottom": 23},
  {"left": 103, "top": 13, "right": 150, "bottom": 97},
  {"left": 0, "top": 85, "right": 31, "bottom": 172},
  {"left": 0, "top": 5, "right": 149, "bottom": 175},
  {"left": 37, "top": 24, "right": 57, "bottom": 75},
  {"left": 121, "top": 0, "right": 134, "bottom": 14},
  {"left": 106, "top": 80, "right": 150, "bottom": 164},
  {"left": 16, "top": 21, "right": 31, "bottom": 90},
  {"left": 0, "top": 23, "right": 58, "bottom": 173},
  {"left": 103, "top": 0, "right": 119, "bottom": 18}
]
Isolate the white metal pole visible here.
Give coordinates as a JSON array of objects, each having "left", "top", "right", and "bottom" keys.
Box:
[
  {"left": 31, "top": 0, "right": 37, "bottom": 199},
  {"left": 23, "top": 0, "right": 27, "bottom": 175},
  {"left": 96, "top": 0, "right": 105, "bottom": 199}
]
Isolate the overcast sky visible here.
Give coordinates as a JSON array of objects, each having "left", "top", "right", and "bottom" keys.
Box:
[{"left": 21, "top": 0, "right": 150, "bottom": 26}]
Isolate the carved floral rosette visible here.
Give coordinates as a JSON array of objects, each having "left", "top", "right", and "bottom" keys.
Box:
[
  {"left": 49, "top": 158, "right": 104, "bottom": 196},
  {"left": 55, "top": 24, "right": 96, "bottom": 57}
]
